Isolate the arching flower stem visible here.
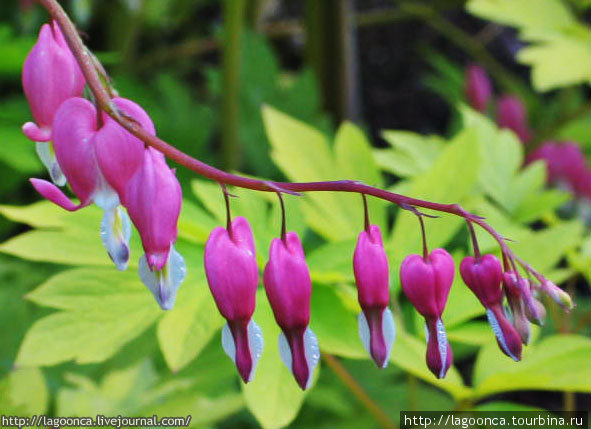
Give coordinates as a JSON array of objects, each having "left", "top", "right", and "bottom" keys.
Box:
[{"left": 37, "top": 0, "right": 558, "bottom": 293}]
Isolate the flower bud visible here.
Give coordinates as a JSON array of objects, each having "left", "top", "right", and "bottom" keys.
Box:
[
  {"left": 503, "top": 273, "right": 531, "bottom": 345},
  {"left": 460, "top": 255, "right": 522, "bottom": 361},
  {"left": 497, "top": 95, "right": 531, "bottom": 144},
  {"left": 204, "top": 216, "right": 263, "bottom": 383},
  {"left": 465, "top": 64, "right": 492, "bottom": 113},
  {"left": 263, "top": 232, "right": 319, "bottom": 390},
  {"left": 400, "top": 248, "right": 454, "bottom": 378},
  {"left": 539, "top": 280, "right": 574, "bottom": 311},
  {"left": 22, "top": 22, "right": 85, "bottom": 185},
  {"left": 127, "top": 148, "right": 186, "bottom": 310},
  {"left": 353, "top": 225, "right": 395, "bottom": 368}
]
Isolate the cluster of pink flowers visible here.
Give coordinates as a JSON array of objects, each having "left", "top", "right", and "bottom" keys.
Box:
[
  {"left": 465, "top": 64, "right": 591, "bottom": 200},
  {"left": 20, "top": 22, "right": 573, "bottom": 390},
  {"left": 24, "top": 22, "right": 186, "bottom": 310}
]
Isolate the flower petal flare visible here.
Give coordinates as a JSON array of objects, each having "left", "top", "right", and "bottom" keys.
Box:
[{"left": 263, "top": 232, "right": 319, "bottom": 390}]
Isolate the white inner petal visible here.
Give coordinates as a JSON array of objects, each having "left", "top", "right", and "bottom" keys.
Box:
[
  {"left": 278, "top": 331, "right": 292, "bottom": 371},
  {"left": 36, "top": 141, "right": 66, "bottom": 186},
  {"left": 357, "top": 312, "right": 371, "bottom": 357},
  {"left": 221, "top": 323, "right": 236, "bottom": 364},
  {"left": 381, "top": 308, "right": 396, "bottom": 368},
  {"left": 303, "top": 327, "right": 320, "bottom": 389},
  {"left": 246, "top": 319, "right": 264, "bottom": 382},
  {"left": 435, "top": 318, "right": 448, "bottom": 379},
  {"left": 486, "top": 308, "right": 519, "bottom": 361},
  {"left": 138, "top": 244, "right": 186, "bottom": 310},
  {"left": 100, "top": 206, "right": 131, "bottom": 271}
]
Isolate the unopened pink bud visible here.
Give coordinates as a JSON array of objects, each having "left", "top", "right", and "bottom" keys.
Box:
[
  {"left": 465, "top": 64, "right": 492, "bottom": 112},
  {"left": 264, "top": 232, "right": 319, "bottom": 390},
  {"left": 205, "top": 216, "right": 263, "bottom": 383},
  {"left": 22, "top": 22, "right": 85, "bottom": 142},
  {"left": 353, "top": 225, "right": 395, "bottom": 368}
]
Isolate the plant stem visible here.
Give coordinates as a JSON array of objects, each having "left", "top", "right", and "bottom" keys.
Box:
[
  {"left": 322, "top": 353, "right": 397, "bottom": 429},
  {"left": 38, "top": 0, "right": 560, "bottom": 302},
  {"left": 221, "top": 0, "right": 246, "bottom": 170}
]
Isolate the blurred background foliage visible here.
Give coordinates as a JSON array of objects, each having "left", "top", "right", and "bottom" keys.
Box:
[{"left": 0, "top": 0, "right": 590, "bottom": 428}]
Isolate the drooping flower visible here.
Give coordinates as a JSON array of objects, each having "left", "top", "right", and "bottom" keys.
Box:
[
  {"left": 22, "top": 21, "right": 85, "bottom": 185},
  {"left": 127, "top": 147, "right": 186, "bottom": 310},
  {"left": 263, "top": 232, "right": 319, "bottom": 390},
  {"left": 465, "top": 64, "right": 492, "bottom": 113},
  {"left": 400, "top": 248, "right": 454, "bottom": 378},
  {"left": 496, "top": 95, "right": 531, "bottom": 144},
  {"left": 353, "top": 225, "right": 395, "bottom": 368},
  {"left": 460, "top": 255, "right": 522, "bottom": 361},
  {"left": 204, "top": 216, "right": 263, "bottom": 383},
  {"left": 29, "top": 97, "right": 153, "bottom": 271}
]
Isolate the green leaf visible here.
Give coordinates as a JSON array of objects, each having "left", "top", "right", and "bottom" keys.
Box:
[
  {"left": 473, "top": 334, "right": 591, "bottom": 397},
  {"left": 242, "top": 290, "right": 312, "bottom": 429},
  {"left": 311, "top": 283, "right": 366, "bottom": 359},
  {"left": 264, "top": 106, "right": 384, "bottom": 240},
  {"left": 17, "top": 268, "right": 161, "bottom": 366},
  {"left": 157, "top": 255, "right": 224, "bottom": 372},
  {"left": 377, "top": 131, "right": 444, "bottom": 178},
  {"left": 473, "top": 401, "right": 544, "bottom": 411},
  {"left": 0, "top": 368, "right": 48, "bottom": 415}
]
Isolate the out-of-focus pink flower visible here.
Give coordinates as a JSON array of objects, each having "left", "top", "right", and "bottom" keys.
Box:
[
  {"left": 205, "top": 216, "right": 263, "bottom": 383},
  {"left": 400, "top": 249, "right": 454, "bottom": 378},
  {"left": 353, "top": 225, "right": 395, "bottom": 368},
  {"left": 497, "top": 95, "right": 531, "bottom": 144},
  {"left": 22, "top": 22, "right": 86, "bottom": 186},
  {"left": 526, "top": 141, "right": 591, "bottom": 199},
  {"left": 264, "top": 232, "right": 319, "bottom": 390},
  {"left": 460, "top": 255, "right": 522, "bottom": 361},
  {"left": 465, "top": 64, "right": 493, "bottom": 113}
]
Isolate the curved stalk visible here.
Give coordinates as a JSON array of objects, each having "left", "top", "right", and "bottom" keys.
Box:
[{"left": 37, "top": 0, "right": 557, "bottom": 293}]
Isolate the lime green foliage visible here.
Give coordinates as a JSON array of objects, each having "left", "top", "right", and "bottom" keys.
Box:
[
  {"left": 0, "top": 106, "right": 589, "bottom": 428},
  {"left": 467, "top": 0, "right": 591, "bottom": 90},
  {"left": 0, "top": 368, "right": 47, "bottom": 415}
]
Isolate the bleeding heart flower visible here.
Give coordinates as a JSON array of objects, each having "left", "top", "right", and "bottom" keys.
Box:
[
  {"left": 460, "top": 255, "right": 522, "bottom": 361},
  {"left": 497, "top": 95, "right": 531, "bottom": 144},
  {"left": 353, "top": 224, "right": 395, "bottom": 368},
  {"left": 400, "top": 248, "right": 454, "bottom": 378},
  {"left": 22, "top": 21, "right": 85, "bottom": 185},
  {"left": 204, "top": 216, "right": 263, "bottom": 383},
  {"left": 465, "top": 64, "right": 492, "bottom": 113},
  {"left": 127, "top": 147, "right": 186, "bottom": 310},
  {"left": 263, "top": 232, "right": 319, "bottom": 390}
]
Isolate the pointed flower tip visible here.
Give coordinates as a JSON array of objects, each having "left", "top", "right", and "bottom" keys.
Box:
[
  {"left": 487, "top": 306, "right": 523, "bottom": 361},
  {"left": 29, "top": 178, "right": 84, "bottom": 211},
  {"left": 278, "top": 328, "right": 319, "bottom": 390},
  {"left": 221, "top": 319, "right": 263, "bottom": 383},
  {"left": 425, "top": 318, "right": 452, "bottom": 379},
  {"left": 358, "top": 307, "right": 395, "bottom": 369}
]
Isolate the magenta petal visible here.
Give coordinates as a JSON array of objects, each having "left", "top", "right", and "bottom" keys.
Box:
[
  {"left": 51, "top": 98, "right": 100, "bottom": 205},
  {"left": 460, "top": 254, "right": 504, "bottom": 308},
  {"left": 95, "top": 98, "right": 155, "bottom": 201},
  {"left": 465, "top": 64, "right": 492, "bottom": 113},
  {"left": 125, "top": 148, "right": 182, "bottom": 270},
  {"left": 228, "top": 319, "right": 254, "bottom": 383},
  {"left": 353, "top": 225, "right": 390, "bottom": 309},
  {"left": 263, "top": 232, "right": 311, "bottom": 330},
  {"left": 360, "top": 307, "right": 395, "bottom": 368},
  {"left": 22, "top": 122, "right": 51, "bottom": 142},
  {"left": 22, "top": 22, "right": 85, "bottom": 132},
  {"left": 204, "top": 216, "right": 259, "bottom": 321},
  {"left": 425, "top": 317, "right": 453, "bottom": 379},
  {"left": 497, "top": 95, "right": 531, "bottom": 144},
  {"left": 487, "top": 305, "right": 522, "bottom": 361},
  {"left": 30, "top": 178, "right": 86, "bottom": 211}
]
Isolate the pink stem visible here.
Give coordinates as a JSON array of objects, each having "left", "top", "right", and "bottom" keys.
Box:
[{"left": 36, "top": 0, "right": 536, "bottom": 281}]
